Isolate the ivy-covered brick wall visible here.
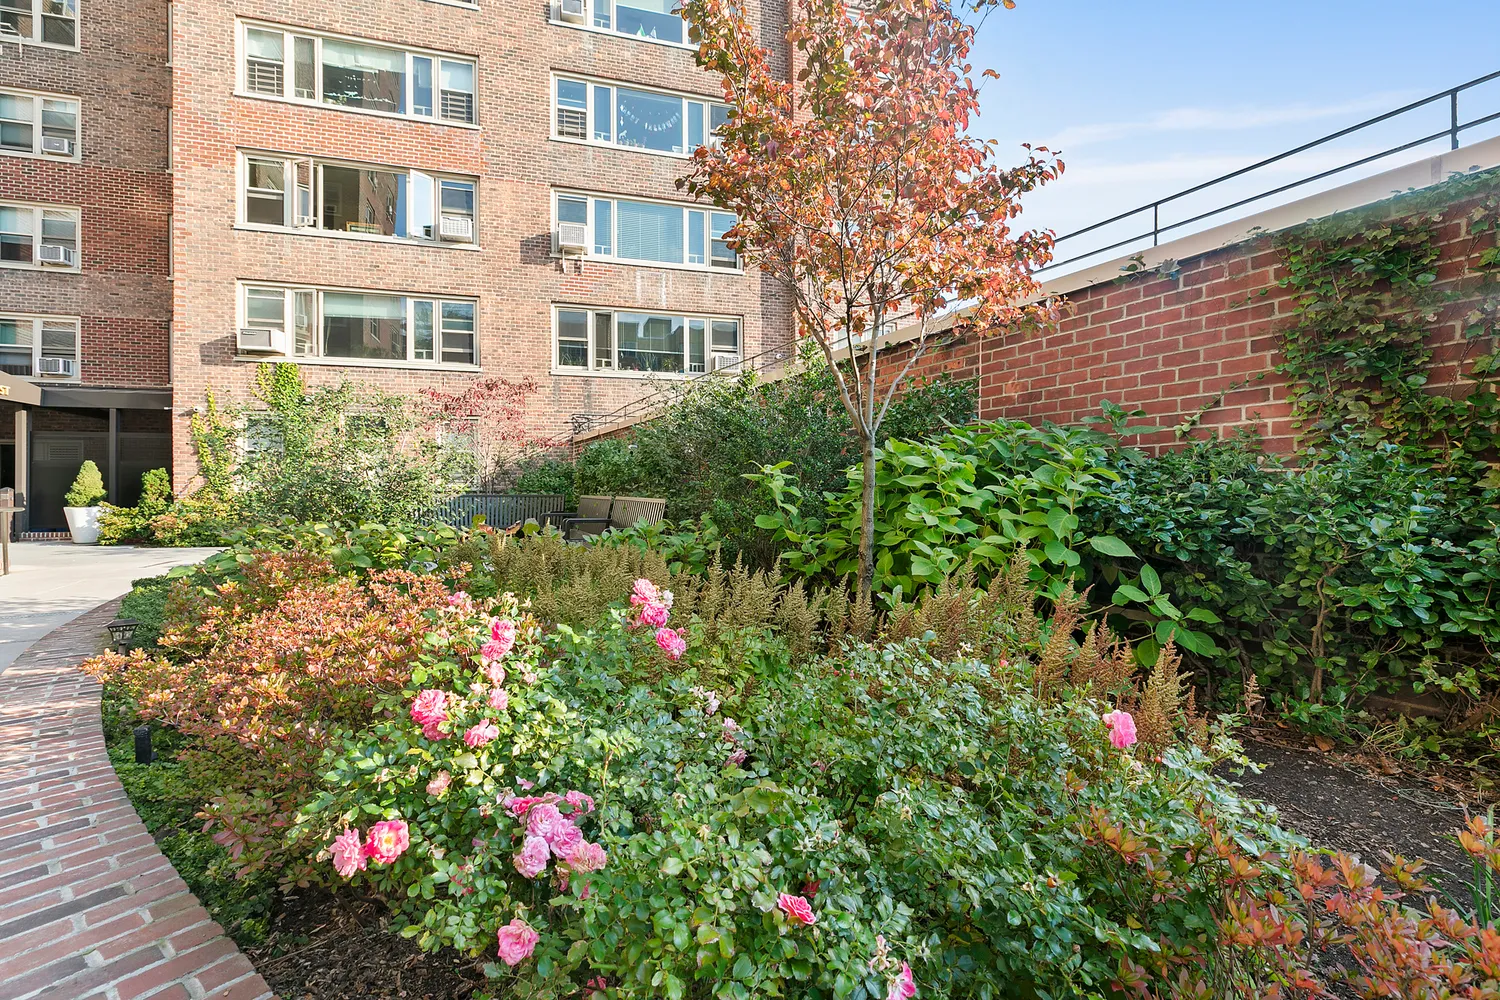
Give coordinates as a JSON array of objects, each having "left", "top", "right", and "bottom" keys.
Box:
[{"left": 886, "top": 170, "right": 1500, "bottom": 455}]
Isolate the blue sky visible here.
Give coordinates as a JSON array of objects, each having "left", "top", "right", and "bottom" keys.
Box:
[{"left": 967, "top": 1, "right": 1500, "bottom": 262}]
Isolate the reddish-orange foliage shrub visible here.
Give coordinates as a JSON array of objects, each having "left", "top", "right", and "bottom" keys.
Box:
[{"left": 85, "top": 552, "right": 452, "bottom": 875}]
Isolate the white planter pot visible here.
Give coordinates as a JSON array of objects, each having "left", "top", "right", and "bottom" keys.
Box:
[{"left": 64, "top": 506, "right": 101, "bottom": 545}]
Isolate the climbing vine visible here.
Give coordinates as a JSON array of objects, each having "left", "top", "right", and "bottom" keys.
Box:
[{"left": 1270, "top": 169, "right": 1500, "bottom": 477}]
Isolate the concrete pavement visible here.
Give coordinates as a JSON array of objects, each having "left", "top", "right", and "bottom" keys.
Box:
[{"left": 0, "top": 543, "right": 221, "bottom": 674}]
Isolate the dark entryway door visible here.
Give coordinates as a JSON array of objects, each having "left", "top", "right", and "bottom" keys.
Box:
[
  {"left": 0, "top": 442, "right": 13, "bottom": 491},
  {"left": 29, "top": 433, "right": 107, "bottom": 531}
]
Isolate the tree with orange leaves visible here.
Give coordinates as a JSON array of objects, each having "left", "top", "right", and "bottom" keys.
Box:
[{"left": 679, "top": 0, "right": 1063, "bottom": 595}]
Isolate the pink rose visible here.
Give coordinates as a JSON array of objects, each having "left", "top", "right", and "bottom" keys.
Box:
[
  {"left": 563, "top": 790, "right": 595, "bottom": 815},
  {"left": 421, "top": 719, "right": 447, "bottom": 741},
  {"left": 496, "top": 917, "right": 539, "bottom": 966},
  {"left": 725, "top": 748, "right": 747, "bottom": 768},
  {"left": 723, "top": 717, "right": 742, "bottom": 740},
  {"left": 330, "top": 828, "right": 366, "bottom": 878},
  {"left": 363, "top": 819, "right": 410, "bottom": 865},
  {"left": 483, "top": 660, "right": 507, "bottom": 686},
  {"left": 513, "top": 835, "right": 551, "bottom": 878},
  {"left": 464, "top": 720, "right": 500, "bottom": 748},
  {"left": 655, "top": 627, "right": 687, "bottom": 661},
  {"left": 410, "top": 689, "right": 449, "bottom": 729},
  {"left": 447, "top": 591, "right": 471, "bottom": 608},
  {"left": 777, "top": 892, "right": 816, "bottom": 926},
  {"left": 505, "top": 793, "right": 556, "bottom": 819},
  {"left": 1102, "top": 709, "right": 1138, "bottom": 750},
  {"left": 426, "top": 770, "right": 451, "bottom": 796},
  {"left": 629, "top": 578, "right": 660, "bottom": 607},
  {"left": 886, "top": 962, "right": 916, "bottom": 1000},
  {"left": 488, "top": 618, "right": 518, "bottom": 656},
  {"left": 488, "top": 687, "right": 509, "bottom": 711},
  {"left": 546, "top": 819, "right": 584, "bottom": 859},
  {"left": 639, "top": 600, "right": 671, "bottom": 627},
  {"left": 564, "top": 840, "right": 608, "bottom": 873}
]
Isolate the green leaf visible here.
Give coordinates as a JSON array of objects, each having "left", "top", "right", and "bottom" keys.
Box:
[
  {"left": 1087, "top": 535, "right": 1136, "bottom": 558},
  {"left": 661, "top": 857, "right": 685, "bottom": 876},
  {"left": 1139, "top": 563, "right": 1161, "bottom": 597},
  {"left": 1113, "top": 584, "right": 1150, "bottom": 604},
  {"left": 1185, "top": 607, "right": 1223, "bottom": 624}
]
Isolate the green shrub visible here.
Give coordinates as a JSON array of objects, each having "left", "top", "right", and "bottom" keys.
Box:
[
  {"left": 99, "top": 468, "right": 175, "bottom": 545},
  {"left": 65, "top": 460, "right": 106, "bottom": 507},
  {"left": 513, "top": 457, "right": 577, "bottom": 504},
  {"left": 303, "top": 580, "right": 1288, "bottom": 999},
  {"left": 574, "top": 438, "right": 647, "bottom": 498}
]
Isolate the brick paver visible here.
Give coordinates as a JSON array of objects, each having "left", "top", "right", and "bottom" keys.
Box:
[{"left": 0, "top": 602, "right": 273, "bottom": 1000}]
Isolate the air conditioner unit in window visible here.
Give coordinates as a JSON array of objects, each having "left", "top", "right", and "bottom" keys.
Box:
[
  {"left": 711, "top": 352, "right": 741, "bottom": 372},
  {"left": 558, "top": 0, "right": 586, "bottom": 23},
  {"left": 440, "top": 215, "right": 474, "bottom": 241},
  {"left": 556, "top": 221, "right": 588, "bottom": 255},
  {"left": 237, "top": 327, "right": 289, "bottom": 356},
  {"left": 38, "top": 244, "right": 75, "bottom": 267},
  {"left": 41, "top": 136, "right": 75, "bottom": 156},
  {"left": 36, "top": 357, "right": 76, "bottom": 378}
]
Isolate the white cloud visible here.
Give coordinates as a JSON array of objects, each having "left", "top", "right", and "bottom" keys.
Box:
[{"left": 1038, "top": 93, "right": 1416, "bottom": 150}]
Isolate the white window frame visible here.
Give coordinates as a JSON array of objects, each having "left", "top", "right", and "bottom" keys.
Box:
[
  {"left": 0, "top": 201, "right": 81, "bottom": 272},
  {"left": 0, "top": 313, "right": 81, "bottom": 381},
  {"left": 0, "top": 87, "right": 81, "bottom": 161},
  {"left": 0, "top": 0, "right": 79, "bottom": 50},
  {"left": 235, "top": 20, "right": 479, "bottom": 128},
  {"left": 552, "top": 73, "right": 729, "bottom": 159},
  {"left": 236, "top": 151, "right": 479, "bottom": 247},
  {"left": 552, "top": 304, "right": 741, "bottom": 377},
  {"left": 553, "top": 189, "right": 738, "bottom": 273},
  {"left": 547, "top": 0, "right": 692, "bottom": 49},
  {"left": 236, "top": 281, "right": 480, "bottom": 370}
]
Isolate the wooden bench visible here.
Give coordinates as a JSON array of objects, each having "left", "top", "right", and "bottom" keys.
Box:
[{"left": 544, "top": 495, "right": 666, "bottom": 541}]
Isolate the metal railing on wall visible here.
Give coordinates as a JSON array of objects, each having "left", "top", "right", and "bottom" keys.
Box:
[
  {"left": 1045, "top": 69, "right": 1500, "bottom": 273},
  {"left": 568, "top": 343, "right": 796, "bottom": 438}
]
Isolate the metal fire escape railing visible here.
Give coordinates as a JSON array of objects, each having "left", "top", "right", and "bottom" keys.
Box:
[
  {"left": 1044, "top": 69, "right": 1500, "bottom": 272},
  {"left": 569, "top": 342, "right": 797, "bottom": 438}
]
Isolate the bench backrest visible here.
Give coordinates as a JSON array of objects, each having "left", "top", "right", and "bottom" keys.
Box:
[
  {"left": 576, "top": 495, "right": 614, "bottom": 520},
  {"left": 610, "top": 496, "right": 666, "bottom": 530}
]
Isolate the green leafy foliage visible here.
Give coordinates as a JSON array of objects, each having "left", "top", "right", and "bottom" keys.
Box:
[
  {"left": 64, "top": 459, "right": 106, "bottom": 508},
  {"left": 98, "top": 468, "right": 175, "bottom": 545},
  {"left": 574, "top": 366, "right": 976, "bottom": 568}
]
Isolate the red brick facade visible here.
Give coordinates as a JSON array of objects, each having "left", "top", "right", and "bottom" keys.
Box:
[
  {"left": 167, "top": 0, "right": 795, "bottom": 484},
  {"left": 877, "top": 187, "right": 1498, "bottom": 454},
  {"left": 0, "top": 0, "right": 173, "bottom": 389}
]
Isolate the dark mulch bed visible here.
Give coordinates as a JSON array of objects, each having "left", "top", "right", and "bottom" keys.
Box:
[
  {"left": 1229, "top": 731, "right": 1476, "bottom": 890},
  {"left": 247, "top": 890, "right": 483, "bottom": 1000}
]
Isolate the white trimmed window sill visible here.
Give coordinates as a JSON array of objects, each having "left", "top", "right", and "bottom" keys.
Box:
[
  {"left": 236, "top": 355, "right": 481, "bottom": 373},
  {"left": 233, "top": 224, "right": 482, "bottom": 251}
]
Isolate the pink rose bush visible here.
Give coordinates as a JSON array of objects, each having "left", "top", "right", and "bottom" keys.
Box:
[
  {"left": 463, "top": 719, "right": 500, "bottom": 747},
  {"left": 363, "top": 819, "right": 410, "bottom": 864},
  {"left": 655, "top": 627, "right": 687, "bottom": 660},
  {"left": 410, "top": 689, "right": 450, "bottom": 740},
  {"left": 330, "top": 827, "right": 366, "bottom": 878}
]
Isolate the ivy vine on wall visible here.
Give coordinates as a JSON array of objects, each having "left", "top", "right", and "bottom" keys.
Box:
[{"left": 1269, "top": 169, "right": 1500, "bottom": 477}]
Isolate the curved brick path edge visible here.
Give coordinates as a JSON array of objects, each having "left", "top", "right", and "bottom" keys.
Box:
[{"left": 0, "top": 601, "right": 274, "bottom": 1000}]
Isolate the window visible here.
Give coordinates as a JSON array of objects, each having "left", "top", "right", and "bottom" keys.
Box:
[
  {"left": 554, "top": 306, "right": 739, "bottom": 374},
  {"left": 0, "top": 89, "right": 80, "bottom": 158},
  {"left": 0, "top": 315, "right": 80, "bottom": 379},
  {"left": 239, "top": 284, "right": 478, "bottom": 367},
  {"left": 239, "top": 152, "right": 478, "bottom": 244},
  {"left": 0, "top": 0, "right": 77, "bottom": 47},
  {"left": 554, "top": 76, "right": 728, "bottom": 156},
  {"left": 238, "top": 22, "right": 477, "bottom": 125},
  {"left": 555, "top": 191, "right": 737, "bottom": 270},
  {"left": 0, "top": 203, "right": 79, "bottom": 270},
  {"left": 553, "top": 0, "right": 686, "bottom": 45}
]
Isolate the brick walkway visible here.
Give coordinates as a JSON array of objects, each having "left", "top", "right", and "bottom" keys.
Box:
[{"left": 0, "top": 601, "right": 273, "bottom": 1000}]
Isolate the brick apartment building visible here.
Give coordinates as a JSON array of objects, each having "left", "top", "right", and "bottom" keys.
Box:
[
  {"left": 0, "top": 0, "right": 173, "bottom": 532},
  {"left": 2, "top": 0, "right": 794, "bottom": 532}
]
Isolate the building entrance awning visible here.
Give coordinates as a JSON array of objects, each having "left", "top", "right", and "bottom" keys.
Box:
[{"left": 0, "top": 372, "right": 43, "bottom": 407}]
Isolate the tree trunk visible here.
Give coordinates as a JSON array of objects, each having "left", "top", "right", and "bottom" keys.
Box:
[{"left": 857, "top": 429, "right": 877, "bottom": 598}]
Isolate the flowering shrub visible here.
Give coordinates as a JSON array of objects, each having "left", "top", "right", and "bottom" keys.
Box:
[
  {"left": 301, "top": 577, "right": 1309, "bottom": 998},
  {"left": 83, "top": 551, "right": 455, "bottom": 873}
]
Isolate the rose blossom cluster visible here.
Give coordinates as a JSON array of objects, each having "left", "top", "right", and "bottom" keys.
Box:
[
  {"left": 631, "top": 579, "right": 687, "bottom": 661},
  {"left": 329, "top": 818, "right": 411, "bottom": 878},
  {"left": 409, "top": 689, "right": 450, "bottom": 740},
  {"left": 505, "top": 789, "right": 608, "bottom": 887},
  {"left": 869, "top": 934, "right": 917, "bottom": 1000}
]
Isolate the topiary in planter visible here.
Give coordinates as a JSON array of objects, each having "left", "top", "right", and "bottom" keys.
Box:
[{"left": 65, "top": 460, "right": 107, "bottom": 508}]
